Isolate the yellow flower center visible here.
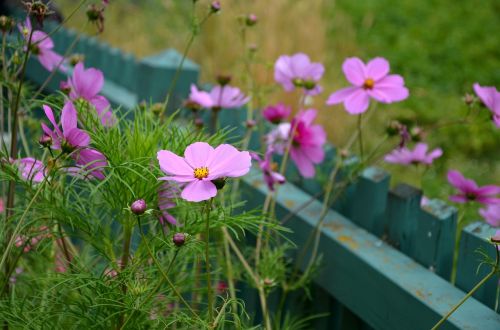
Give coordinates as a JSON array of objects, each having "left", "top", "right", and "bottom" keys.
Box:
[
  {"left": 363, "top": 78, "right": 375, "bottom": 89},
  {"left": 194, "top": 167, "right": 209, "bottom": 180}
]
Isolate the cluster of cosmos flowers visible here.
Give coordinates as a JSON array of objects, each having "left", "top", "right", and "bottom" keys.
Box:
[{"left": 6, "top": 17, "right": 498, "bottom": 232}]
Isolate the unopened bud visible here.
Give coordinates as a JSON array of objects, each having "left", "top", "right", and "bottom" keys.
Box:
[
  {"left": 263, "top": 278, "right": 274, "bottom": 286},
  {"left": 194, "top": 117, "right": 204, "bottom": 128},
  {"left": 246, "top": 14, "right": 258, "bottom": 27},
  {"left": 173, "top": 233, "right": 186, "bottom": 247},
  {"left": 131, "top": 199, "right": 147, "bottom": 215},
  {"left": 39, "top": 135, "right": 52, "bottom": 148},
  {"left": 216, "top": 74, "right": 232, "bottom": 86},
  {"left": 25, "top": 1, "right": 51, "bottom": 27},
  {"left": 210, "top": 1, "right": 221, "bottom": 13},
  {"left": 246, "top": 119, "right": 257, "bottom": 128},
  {"left": 212, "top": 177, "right": 226, "bottom": 190},
  {"left": 69, "top": 54, "right": 85, "bottom": 66},
  {"left": 463, "top": 93, "right": 474, "bottom": 106},
  {"left": 151, "top": 103, "right": 164, "bottom": 116},
  {"left": 0, "top": 16, "right": 15, "bottom": 34}
]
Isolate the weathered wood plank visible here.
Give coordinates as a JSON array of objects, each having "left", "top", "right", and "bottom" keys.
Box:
[{"left": 241, "top": 168, "right": 500, "bottom": 329}]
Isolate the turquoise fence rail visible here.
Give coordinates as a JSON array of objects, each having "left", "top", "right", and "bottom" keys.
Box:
[{"left": 23, "top": 24, "right": 500, "bottom": 329}]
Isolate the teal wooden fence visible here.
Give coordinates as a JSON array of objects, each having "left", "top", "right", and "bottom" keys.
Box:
[{"left": 22, "top": 23, "right": 500, "bottom": 329}]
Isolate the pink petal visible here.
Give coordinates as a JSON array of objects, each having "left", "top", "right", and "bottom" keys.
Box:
[
  {"left": 43, "top": 105, "right": 62, "bottom": 136},
  {"left": 290, "top": 148, "right": 315, "bottom": 178},
  {"left": 65, "top": 128, "right": 90, "bottom": 148},
  {"left": 449, "top": 195, "right": 468, "bottom": 203},
  {"left": 366, "top": 57, "right": 390, "bottom": 81},
  {"left": 301, "top": 145, "right": 325, "bottom": 163},
  {"left": 184, "top": 142, "right": 214, "bottom": 169},
  {"left": 61, "top": 101, "right": 77, "bottom": 134},
  {"left": 38, "top": 49, "right": 64, "bottom": 72},
  {"left": 342, "top": 57, "right": 366, "bottom": 86},
  {"left": 447, "top": 170, "right": 477, "bottom": 192},
  {"left": 181, "top": 180, "right": 217, "bottom": 202},
  {"left": 32, "top": 31, "right": 53, "bottom": 49},
  {"left": 476, "top": 185, "right": 500, "bottom": 196},
  {"left": 157, "top": 150, "right": 193, "bottom": 177},
  {"left": 473, "top": 83, "right": 496, "bottom": 110},
  {"left": 207, "top": 144, "right": 251, "bottom": 178},
  {"left": 159, "top": 176, "right": 195, "bottom": 183},
  {"left": 344, "top": 89, "right": 370, "bottom": 114},
  {"left": 326, "top": 87, "right": 360, "bottom": 105}
]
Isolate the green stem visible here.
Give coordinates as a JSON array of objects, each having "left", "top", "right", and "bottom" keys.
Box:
[
  {"left": 432, "top": 245, "right": 499, "bottom": 329},
  {"left": 222, "top": 229, "right": 239, "bottom": 325},
  {"left": 205, "top": 199, "right": 214, "bottom": 323},
  {"left": 120, "top": 248, "right": 181, "bottom": 329},
  {"left": 137, "top": 217, "right": 199, "bottom": 319},
  {"left": 357, "top": 114, "right": 364, "bottom": 161}
]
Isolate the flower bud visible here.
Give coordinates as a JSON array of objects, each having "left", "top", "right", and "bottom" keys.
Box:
[
  {"left": 131, "top": 199, "right": 147, "bottom": 215},
  {"left": 463, "top": 93, "right": 474, "bottom": 106},
  {"left": 151, "top": 103, "right": 164, "bottom": 116},
  {"left": 39, "top": 135, "right": 52, "bottom": 148},
  {"left": 0, "top": 16, "right": 15, "bottom": 34},
  {"left": 210, "top": 1, "right": 221, "bottom": 13},
  {"left": 263, "top": 278, "right": 274, "bottom": 287},
  {"left": 246, "top": 14, "right": 258, "bottom": 27},
  {"left": 25, "top": 1, "right": 50, "bottom": 26},
  {"left": 246, "top": 119, "right": 257, "bottom": 128},
  {"left": 194, "top": 117, "right": 204, "bottom": 128},
  {"left": 216, "top": 74, "right": 232, "bottom": 86},
  {"left": 248, "top": 43, "right": 258, "bottom": 53},
  {"left": 69, "top": 54, "right": 85, "bottom": 67},
  {"left": 172, "top": 233, "right": 186, "bottom": 247},
  {"left": 212, "top": 177, "right": 226, "bottom": 190},
  {"left": 60, "top": 81, "right": 71, "bottom": 94}
]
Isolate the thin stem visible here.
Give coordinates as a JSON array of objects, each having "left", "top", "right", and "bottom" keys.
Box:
[
  {"left": 205, "top": 199, "right": 214, "bottom": 323},
  {"left": 209, "top": 108, "right": 220, "bottom": 135},
  {"left": 357, "top": 114, "right": 364, "bottom": 161},
  {"left": 432, "top": 245, "right": 499, "bottom": 330},
  {"left": 120, "top": 248, "right": 181, "bottom": 329},
  {"left": 137, "top": 217, "right": 199, "bottom": 319},
  {"left": 222, "top": 229, "right": 239, "bottom": 325}
]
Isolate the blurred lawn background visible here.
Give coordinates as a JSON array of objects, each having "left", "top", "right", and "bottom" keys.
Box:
[{"left": 57, "top": 0, "right": 499, "bottom": 215}]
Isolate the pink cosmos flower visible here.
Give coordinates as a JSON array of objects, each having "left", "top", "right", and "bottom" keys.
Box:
[
  {"left": 73, "top": 149, "right": 107, "bottom": 180},
  {"left": 157, "top": 142, "right": 251, "bottom": 202},
  {"left": 186, "top": 84, "right": 214, "bottom": 109},
  {"left": 326, "top": 57, "right": 409, "bottom": 114},
  {"left": 19, "top": 18, "right": 66, "bottom": 72},
  {"left": 262, "top": 103, "right": 291, "bottom": 124},
  {"left": 479, "top": 205, "right": 500, "bottom": 227},
  {"left": 384, "top": 143, "right": 443, "bottom": 165},
  {"left": 158, "top": 182, "right": 180, "bottom": 226},
  {"left": 67, "top": 62, "right": 115, "bottom": 126},
  {"left": 473, "top": 83, "right": 500, "bottom": 128},
  {"left": 447, "top": 170, "right": 500, "bottom": 205},
  {"left": 251, "top": 148, "right": 285, "bottom": 191},
  {"left": 42, "top": 102, "right": 107, "bottom": 180},
  {"left": 16, "top": 158, "right": 46, "bottom": 183},
  {"left": 42, "top": 101, "right": 90, "bottom": 152},
  {"left": 274, "top": 53, "right": 324, "bottom": 96},
  {"left": 0, "top": 198, "right": 4, "bottom": 213},
  {"left": 266, "top": 123, "right": 291, "bottom": 154},
  {"left": 185, "top": 84, "right": 249, "bottom": 110}
]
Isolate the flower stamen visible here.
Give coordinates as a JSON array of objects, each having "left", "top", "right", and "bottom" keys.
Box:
[
  {"left": 194, "top": 167, "right": 209, "bottom": 180},
  {"left": 363, "top": 78, "right": 375, "bottom": 89}
]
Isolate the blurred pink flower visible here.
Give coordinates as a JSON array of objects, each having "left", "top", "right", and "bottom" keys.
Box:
[
  {"left": 262, "top": 103, "right": 291, "bottom": 124},
  {"left": 274, "top": 53, "right": 324, "bottom": 96},
  {"left": 67, "top": 62, "right": 115, "bottom": 126},
  {"left": 209, "top": 85, "right": 249, "bottom": 109},
  {"left": 290, "top": 109, "right": 326, "bottom": 178},
  {"left": 19, "top": 18, "right": 66, "bottom": 72},
  {"left": 42, "top": 101, "right": 90, "bottom": 152},
  {"left": 157, "top": 142, "right": 251, "bottom": 202},
  {"left": 158, "top": 182, "right": 180, "bottom": 226},
  {"left": 186, "top": 84, "right": 214, "bottom": 109},
  {"left": 326, "top": 57, "right": 409, "bottom": 114},
  {"left": 16, "top": 158, "right": 46, "bottom": 183},
  {"left": 479, "top": 205, "right": 500, "bottom": 227},
  {"left": 447, "top": 170, "right": 500, "bottom": 205},
  {"left": 266, "top": 122, "right": 291, "bottom": 154},
  {"left": 384, "top": 143, "right": 442, "bottom": 165},
  {"left": 473, "top": 83, "right": 500, "bottom": 128},
  {"left": 0, "top": 198, "right": 3, "bottom": 213},
  {"left": 251, "top": 148, "right": 285, "bottom": 191},
  {"left": 185, "top": 84, "right": 249, "bottom": 110},
  {"left": 42, "top": 102, "right": 107, "bottom": 180}
]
